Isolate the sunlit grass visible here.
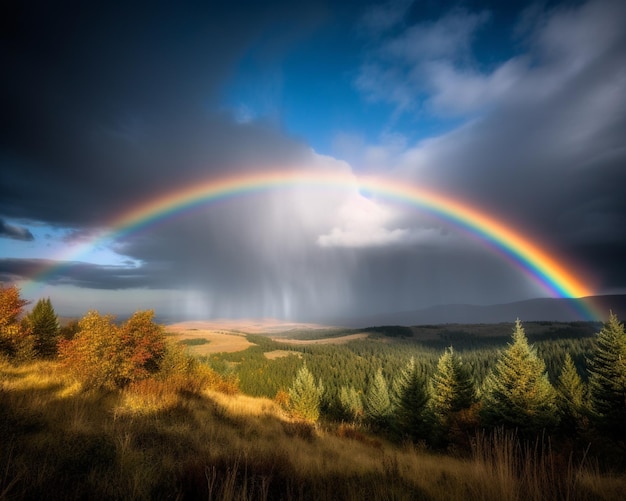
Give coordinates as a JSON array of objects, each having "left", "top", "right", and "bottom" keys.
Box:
[{"left": 1, "top": 359, "right": 625, "bottom": 500}]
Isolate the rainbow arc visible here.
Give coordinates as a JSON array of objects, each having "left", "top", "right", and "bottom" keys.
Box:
[{"left": 26, "top": 170, "right": 598, "bottom": 319}]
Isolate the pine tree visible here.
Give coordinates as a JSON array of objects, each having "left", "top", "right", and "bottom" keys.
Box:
[
  {"left": 365, "top": 368, "right": 393, "bottom": 429},
  {"left": 587, "top": 312, "right": 626, "bottom": 438},
  {"left": 392, "top": 358, "right": 430, "bottom": 440},
  {"left": 431, "top": 347, "right": 476, "bottom": 427},
  {"left": 556, "top": 353, "right": 586, "bottom": 432},
  {"left": 339, "top": 385, "right": 363, "bottom": 422},
  {"left": 481, "top": 319, "right": 558, "bottom": 432},
  {"left": 288, "top": 363, "right": 324, "bottom": 422},
  {"left": 26, "top": 298, "right": 60, "bottom": 358}
]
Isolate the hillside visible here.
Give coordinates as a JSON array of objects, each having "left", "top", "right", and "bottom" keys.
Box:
[
  {"left": 336, "top": 295, "right": 626, "bottom": 327},
  {"left": 2, "top": 360, "right": 625, "bottom": 500}
]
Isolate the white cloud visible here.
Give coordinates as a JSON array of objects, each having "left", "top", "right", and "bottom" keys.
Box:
[
  {"left": 357, "top": 0, "right": 626, "bottom": 259},
  {"left": 425, "top": 57, "right": 525, "bottom": 114},
  {"left": 316, "top": 187, "right": 450, "bottom": 248},
  {"left": 381, "top": 8, "right": 490, "bottom": 62},
  {"left": 317, "top": 194, "right": 408, "bottom": 248},
  {"left": 355, "top": 7, "right": 492, "bottom": 114},
  {"left": 358, "top": 0, "right": 626, "bottom": 121},
  {"left": 531, "top": 0, "right": 625, "bottom": 69}
]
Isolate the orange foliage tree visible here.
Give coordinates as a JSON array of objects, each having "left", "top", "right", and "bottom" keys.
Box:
[
  {"left": 0, "top": 284, "right": 33, "bottom": 360},
  {"left": 59, "top": 309, "right": 166, "bottom": 389}
]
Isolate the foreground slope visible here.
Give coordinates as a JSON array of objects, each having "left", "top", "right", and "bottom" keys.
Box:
[{"left": 2, "top": 360, "right": 626, "bottom": 500}]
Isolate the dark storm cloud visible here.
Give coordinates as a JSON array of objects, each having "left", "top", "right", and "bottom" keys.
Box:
[
  {"left": 0, "top": 0, "right": 327, "bottom": 226},
  {"left": 1, "top": 0, "right": 372, "bottom": 320},
  {"left": 0, "top": 218, "right": 34, "bottom": 241},
  {"left": 358, "top": 0, "right": 626, "bottom": 293},
  {"left": 0, "top": 258, "right": 44, "bottom": 283},
  {"left": 0, "top": 257, "right": 154, "bottom": 290},
  {"left": 3, "top": 0, "right": 625, "bottom": 320}
]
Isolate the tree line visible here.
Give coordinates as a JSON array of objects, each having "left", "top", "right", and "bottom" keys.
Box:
[
  {"left": 282, "top": 316, "right": 626, "bottom": 450},
  {"left": 0, "top": 284, "right": 236, "bottom": 395}
]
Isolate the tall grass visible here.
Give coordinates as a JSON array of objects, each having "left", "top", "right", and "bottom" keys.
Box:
[
  {"left": 467, "top": 429, "right": 580, "bottom": 501},
  {"left": 1, "top": 359, "right": 624, "bottom": 500}
]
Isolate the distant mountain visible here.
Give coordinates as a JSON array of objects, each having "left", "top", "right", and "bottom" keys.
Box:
[{"left": 340, "top": 295, "right": 626, "bottom": 327}]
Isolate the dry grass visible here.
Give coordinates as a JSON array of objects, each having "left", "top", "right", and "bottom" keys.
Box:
[
  {"left": 273, "top": 333, "right": 369, "bottom": 345},
  {"left": 1, "top": 359, "right": 625, "bottom": 500},
  {"left": 263, "top": 350, "right": 303, "bottom": 360},
  {"left": 166, "top": 319, "right": 334, "bottom": 334},
  {"left": 166, "top": 328, "right": 254, "bottom": 354}
]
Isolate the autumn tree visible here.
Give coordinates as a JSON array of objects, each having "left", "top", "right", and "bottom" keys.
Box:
[
  {"left": 26, "top": 297, "right": 60, "bottom": 358},
  {"left": 0, "top": 284, "right": 33, "bottom": 360},
  {"left": 59, "top": 319, "right": 80, "bottom": 340},
  {"left": 555, "top": 353, "right": 587, "bottom": 433},
  {"left": 288, "top": 363, "right": 324, "bottom": 422},
  {"left": 481, "top": 319, "right": 558, "bottom": 432},
  {"left": 59, "top": 310, "right": 166, "bottom": 389},
  {"left": 430, "top": 347, "right": 476, "bottom": 433},
  {"left": 587, "top": 312, "right": 626, "bottom": 439},
  {"left": 392, "top": 358, "right": 430, "bottom": 441}
]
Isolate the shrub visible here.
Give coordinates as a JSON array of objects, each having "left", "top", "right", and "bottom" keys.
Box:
[
  {"left": 157, "top": 342, "right": 239, "bottom": 395},
  {"left": 0, "top": 284, "right": 33, "bottom": 361},
  {"left": 59, "top": 310, "right": 166, "bottom": 389},
  {"left": 274, "top": 389, "right": 291, "bottom": 409}
]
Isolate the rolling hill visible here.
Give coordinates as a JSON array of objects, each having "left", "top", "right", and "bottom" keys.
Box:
[{"left": 338, "top": 294, "right": 626, "bottom": 327}]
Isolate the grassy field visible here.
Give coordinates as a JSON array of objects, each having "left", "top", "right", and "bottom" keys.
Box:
[
  {"left": 164, "top": 320, "right": 361, "bottom": 356},
  {"left": 165, "top": 325, "right": 254, "bottom": 355},
  {"left": 270, "top": 332, "right": 369, "bottom": 345},
  {"left": 2, "top": 359, "right": 625, "bottom": 500},
  {"left": 263, "top": 350, "right": 303, "bottom": 360}
]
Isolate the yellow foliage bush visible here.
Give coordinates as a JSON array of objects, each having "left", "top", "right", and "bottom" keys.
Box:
[
  {"left": 59, "top": 310, "right": 166, "bottom": 389},
  {"left": 0, "top": 284, "right": 33, "bottom": 361}
]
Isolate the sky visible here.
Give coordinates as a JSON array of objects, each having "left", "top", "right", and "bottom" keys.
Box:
[{"left": 1, "top": 0, "right": 625, "bottom": 322}]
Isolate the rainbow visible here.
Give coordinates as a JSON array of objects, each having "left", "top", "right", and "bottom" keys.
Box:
[{"left": 27, "top": 169, "right": 598, "bottom": 319}]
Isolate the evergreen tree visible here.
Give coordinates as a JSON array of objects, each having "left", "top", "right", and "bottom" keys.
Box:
[
  {"left": 431, "top": 347, "right": 476, "bottom": 427},
  {"left": 365, "top": 368, "right": 393, "bottom": 429},
  {"left": 393, "top": 358, "right": 430, "bottom": 441},
  {"left": 587, "top": 312, "right": 626, "bottom": 438},
  {"left": 26, "top": 298, "right": 60, "bottom": 358},
  {"left": 556, "top": 352, "right": 586, "bottom": 432},
  {"left": 339, "top": 385, "right": 363, "bottom": 422},
  {"left": 288, "top": 363, "right": 324, "bottom": 422},
  {"left": 481, "top": 319, "right": 558, "bottom": 432}
]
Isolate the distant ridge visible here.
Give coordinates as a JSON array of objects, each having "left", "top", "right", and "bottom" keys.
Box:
[{"left": 341, "top": 295, "right": 626, "bottom": 327}]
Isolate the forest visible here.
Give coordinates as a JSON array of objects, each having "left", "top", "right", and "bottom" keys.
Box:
[{"left": 1, "top": 282, "right": 626, "bottom": 500}]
